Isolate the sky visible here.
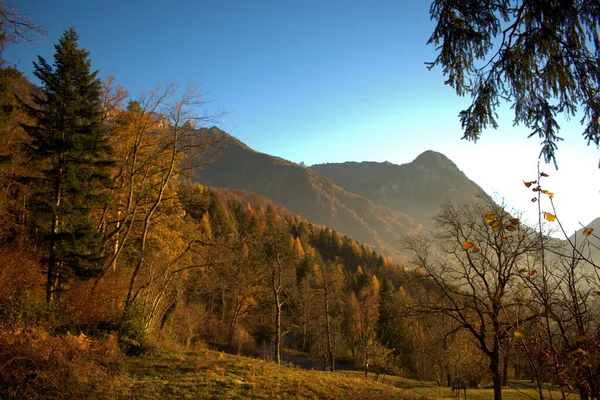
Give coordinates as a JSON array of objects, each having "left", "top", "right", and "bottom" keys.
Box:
[{"left": 5, "top": 0, "right": 599, "bottom": 236}]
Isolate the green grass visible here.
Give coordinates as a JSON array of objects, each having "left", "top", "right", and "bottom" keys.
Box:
[{"left": 98, "top": 348, "right": 579, "bottom": 399}]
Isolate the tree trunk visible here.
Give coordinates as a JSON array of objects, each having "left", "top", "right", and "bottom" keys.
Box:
[
  {"left": 227, "top": 300, "right": 243, "bottom": 353},
  {"left": 323, "top": 280, "right": 334, "bottom": 372},
  {"left": 274, "top": 294, "right": 281, "bottom": 364},
  {"left": 47, "top": 177, "right": 62, "bottom": 304},
  {"left": 272, "top": 263, "right": 282, "bottom": 364},
  {"left": 502, "top": 351, "right": 509, "bottom": 386},
  {"left": 490, "top": 348, "right": 503, "bottom": 400},
  {"left": 364, "top": 335, "right": 369, "bottom": 378}
]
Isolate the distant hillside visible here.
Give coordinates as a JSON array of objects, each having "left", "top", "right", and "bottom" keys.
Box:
[
  {"left": 311, "top": 151, "right": 490, "bottom": 228},
  {"left": 193, "top": 128, "right": 420, "bottom": 261},
  {"left": 568, "top": 217, "right": 600, "bottom": 264}
]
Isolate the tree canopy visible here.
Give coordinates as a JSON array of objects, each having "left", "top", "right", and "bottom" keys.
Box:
[{"left": 427, "top": 0, "right": 600, "bottom": 166}]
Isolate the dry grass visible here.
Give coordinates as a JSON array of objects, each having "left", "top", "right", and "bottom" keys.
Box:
[
  {"left": 99, "top": 348, "right": 580, "bottom": 399},
  {"left": 0, "top": 328, "right": 121, "bottom": 399},
  {"left": 105, "top": 349, "right": 405, "bottom": 399}
]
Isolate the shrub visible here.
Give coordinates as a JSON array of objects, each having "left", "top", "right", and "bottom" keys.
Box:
[{"left": 0, "top": 328, "right": 121, "bottom": 399}]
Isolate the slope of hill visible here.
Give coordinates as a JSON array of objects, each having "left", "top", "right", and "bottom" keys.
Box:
[
  {"left": 311, "top": 151, "right": 490, "bottom": 228},
  {"left": 568, "top": 217, "right": 600, "bottom": 264},
  {"left": 194, "top": 128, "right": 420, "bottom": 261},
  {"left": 101, "top": 348, "right": 559, "bottom": 400}
]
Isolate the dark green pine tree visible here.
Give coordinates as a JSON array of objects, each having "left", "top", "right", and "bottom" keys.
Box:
[
  {"left": 378, "top": 278, "right": 412, "bottom": 362},
  {"left": 22, "top": 27, "right": 111, "bottom": 303}
]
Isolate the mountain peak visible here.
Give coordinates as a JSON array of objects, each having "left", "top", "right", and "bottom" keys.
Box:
[{"left": 411, "top": 150, "right": 458, "bottom": 170}]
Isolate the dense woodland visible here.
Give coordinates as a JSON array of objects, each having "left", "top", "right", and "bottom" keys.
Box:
[{"left": 1, "top": 8, "right": 599, "bottom": 400}]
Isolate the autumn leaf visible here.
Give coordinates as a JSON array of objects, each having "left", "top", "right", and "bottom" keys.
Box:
[
  {"left": 523, "top": 181, "right": 536, "bottom": 188},
  {"left": 491, "top": 220, "right": 503, "bottom": 231},
  {"left": 506, "top": 225, "right": 516, "bottom": 231},
  {"left": 543, "top": 212, "right": 557, "bottom": 222},
  {"left": 500, "top": 236, "right": 508, "bottom": 242},
  {"left": 519, "top": 268, "right": 529, "bottom": 274},
  {"left": 462, "top": 241, "right": 475, "bottom": 250},
  {"left": 583, "top": 228, "right": 594, "bottom": 237},
  {"left": 540, "top": 172, "right": 549, "bottom": 177},
  {"left": 484, "top": 212, "right": 497, "bottom": 224},
  {"left": 509, "top": 218, "right": 520, "bottom": 225},
  {"left": 514, "top": 330, "right": 524, "bottom": 339},
  {"left": 541, "top": 190, "right": 554, "bottom": 198},
  {"left": 472, "top": 245, "right": 480, "bottom": 253},
  {"left": 529, "top": 269, "right": 537, "bottom": 276}
]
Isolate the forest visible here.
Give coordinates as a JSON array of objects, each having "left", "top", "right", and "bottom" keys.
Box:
[{"left": 1, "top": 5, "right": 599, "bottom": 400}]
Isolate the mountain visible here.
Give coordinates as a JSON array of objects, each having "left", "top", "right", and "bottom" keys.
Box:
[
  {"left": 310, "top": 151, "right": 490, "bottom": 228},
  {"left": 194, "top": 128, "right": 420, "bottom": 261},
  {"left": 568, "top": 217, "right": 600, "bottom": 264}
]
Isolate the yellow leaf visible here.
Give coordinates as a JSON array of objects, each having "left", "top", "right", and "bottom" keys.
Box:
[
  {"left": 491, "top": 220, "right": 503, "bottom": 231},
  {"left": 583, "top": 228, "right": 594, "bottom": 237},
  {"left": 514, "top": 330, "right": 524, "bottom": 339},
  {"left": 484, "top": 212, "right": 497, "bottom": 225},
  {"left": 462, "top": 241, "right": 474, "bottom": 250},
  {"left": 541, "top": 190, "right": 554, "bottom": 198},
  {"left": 519, "top": 268, "right": 528, "bottom": 273},
  {"left": 543, "top": 212, "right": 556, "bottom": 222}
]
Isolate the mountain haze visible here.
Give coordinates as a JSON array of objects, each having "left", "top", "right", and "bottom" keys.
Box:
[
  {"left": 310, "top": 151, "right": 490, "bottom": 228},
  {"left": 568, "top": 217, "right": 600, "bottom": 263},
  {"left": 194, "top": 128, "right": 420, "bottom": 261}
]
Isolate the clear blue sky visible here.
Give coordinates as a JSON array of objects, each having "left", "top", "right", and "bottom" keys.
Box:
[{"left": 5, "top": 0, "right": 599, "bottom": 235}]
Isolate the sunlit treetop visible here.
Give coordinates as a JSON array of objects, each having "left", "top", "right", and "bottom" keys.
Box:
[{"left": 427, "top": 0, "right": 600, "bottom": 167}]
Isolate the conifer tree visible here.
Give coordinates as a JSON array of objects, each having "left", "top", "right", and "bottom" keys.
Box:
[{"left": 23, "top": 27, "right": 111, "bottom": 303}]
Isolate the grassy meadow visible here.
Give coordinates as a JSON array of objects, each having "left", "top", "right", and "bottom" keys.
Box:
[{"left": 99, "top": 348, "right": 578, "bottom": 399}]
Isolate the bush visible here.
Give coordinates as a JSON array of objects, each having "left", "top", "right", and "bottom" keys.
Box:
[
  {"left": 0, "top": 328, "right": 121, "bottom": 399},
  {"left": 116, "top": 306, "right": 154, "bottom": 356}
]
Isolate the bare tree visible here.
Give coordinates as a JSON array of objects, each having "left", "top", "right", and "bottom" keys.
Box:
[
  {"left": 404, "top": 200, "right": 542, "bottom": 400},
  {"left": 0, "top": 1, "right": 45, "bottom": 63},
  {"left": 262, "top": 206, "right": 299, "bottom": 364}
]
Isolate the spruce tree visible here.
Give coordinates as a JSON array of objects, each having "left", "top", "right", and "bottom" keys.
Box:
[{"left": 23, "top": 27, "right": 111, "bottom": 303}]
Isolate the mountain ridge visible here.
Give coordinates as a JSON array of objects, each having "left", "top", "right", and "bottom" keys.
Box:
[
  {"left": 194, "top": 128, "right": 596, "bottom": 262},
  {"left": 310, "top": 150, "right": 490, "bottom": 228},
  {"left": 194, "top": 128, "right": 420, "bottom": 261}
]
